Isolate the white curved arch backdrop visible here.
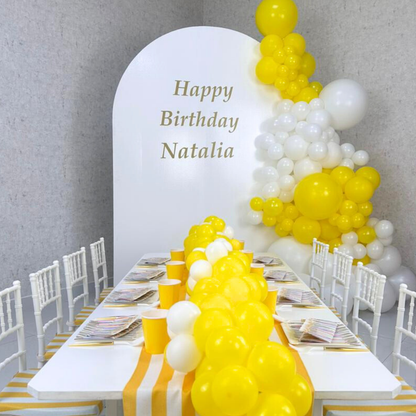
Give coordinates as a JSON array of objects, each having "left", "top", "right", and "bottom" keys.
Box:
[{"left": 113, "top": 26, "right": 276, "bottom": 281}]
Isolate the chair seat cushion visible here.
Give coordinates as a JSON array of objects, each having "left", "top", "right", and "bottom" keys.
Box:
[
  {"left": 74, "top": 306, "right": 96, "bottom": 326},
  {"left": 44, "top": 333, "right": 72, "bottom": 361},
  {"left": 323, "top": 376, "right": 416, "bottom": 415},
  {"left": 0, "top": 369, "right": 103, "bottom": 415},
  {"left": 99, "top": 287, "right": 114, "bottom": 303}
]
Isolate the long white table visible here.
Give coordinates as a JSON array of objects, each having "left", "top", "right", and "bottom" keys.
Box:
[{"left": 28, "top": 253, "right": 401, "bottom": 416}]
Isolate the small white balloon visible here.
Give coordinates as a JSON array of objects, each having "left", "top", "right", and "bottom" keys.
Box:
[
  {"left": 374, "top": 246, "right": 402, "bottom": 276},
  {"left": 291, "top": 101, "right": 310, "bottom": 121},
  {"left": 366, "top": 239, "right": 384, "bottom": 260},
  {"left": 215, "top": 238, "right": 233, "bottom": 252},
  {"left": 261, "top": 182, "right": 280, "bottom": 199},
  {"left": 308, "top": 142, "right": 328, "bottom": 161},
  {"left": 337, "top": 244, "right": 354, "bottom": 257},
  {"left": 259, "top": 166, "right": 279, "bottom": 182},
  {"left": 274, "top": 131, "right": 289, "bottom": 144},
  {"left": 379, "top": 235, "right": 393, "bottom": 246},
  {"left": 341, "top": 143, "right": 356, "bottom": 158},
  {"left": 279, "top": 189, "right": 294, "bottom": 203},
  {"left": 375, "top": 220, "right": 394, "bottom": 239},
  {"left": 187, "top": 276, "right": 197, "bottom": 291},
  {"left": 165, "top": 334, "right": 203, "bottom": 373},
  {"left": 353, "top": 243, "right": 367, "bottom": 259},
  {"left": 205, "top": 242, "right": 228, "bottom": 264},
  {"left": 278, "top": 174, "right": 295, "bottom": 191},
  {"left": 321, "top": 142, "right": 343, "bottom": 169},
  {"left": 255, "top": 133, "right": 275, "bottom": 150},
  {"left": 276, "top": 113, "right": 297, "bottom": 132},
  {"left": 342, "top": 231, "right": 358, "bottom": 246},
  {"left": 267, "top": 143, "right": 285, "bottom": 160},
  {"left": 190, "top": 260, "right": 213, "bottom": 281},
  {"left": 352, "top": 150, "right": 369, "bottom": 166},
  {"left": 340, "top": 158, "right": 355, "bottom": 170},
  {"left": 284, "top": 135, "right": 309, "bottom": 160},
  {"left": 295, "top": 121, "right": 308, "bottom": 136},
  {"left": 302, "top": 123, "right": 322, "bottom": 142},
  {"left": 294, "top": 157, "right": 322, "bottom": 181},
  {"left": 329, "top": 132, "right": 341, "bottom": 144},
  {"left": 309, "top": 98, "right": 325, "bottom": 111},
  {"left": 167, "top": 301, "right": 201, "bottom": 335},
  {"left": 325, "top": 126, "right": 335, "bottom": 139},
  {"left": 276, "top": 158, "right": 294, "bottom": 175},
  {"left": 320, "top": 131, "right": 329, "bottom": 143},
  {"left": 366, "top": 217, "right": 379, "bottom": 228},
  {"left": 306, "top": 109, "right": 332, "bottom": 130},
  {"left": 247, "top": 210, "right": 262, "bottom": 225},
  {"left": 276, "top": 99, "right": 293, "bottom": 115},
  {"left": 223, "top": 226, "right": 234, "bottom": 240}
]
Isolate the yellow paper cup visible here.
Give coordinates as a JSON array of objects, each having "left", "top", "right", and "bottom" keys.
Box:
[
  {"left": 141, "top": 309, "right": 170, "bottom": 355},
  {"left": 250, "top": 263, "right": 265, "bottom": 276},
  {"left": 170, "top": 249, "right": 185, "bottom": 262},
  {"left": 241, "top": 250, "right": 254, "bottom": 264},
  {"left": 264, "top": 283, "right": 279, "bottom": 313},
  {"left": 239, "top": 240, "right": 245, "bottom": 249},
  {"left": 158, "top": 279, "right": 181, "bottom": 309},
  {"left": 166, "top": 261, "right": 186, "bottom": 283}
]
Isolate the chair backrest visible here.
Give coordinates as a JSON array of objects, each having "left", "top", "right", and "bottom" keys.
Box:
[
  {"left": 330, "top": 248, "right": 353, "bottom": 325},
  {"left": 393, "top": 284, "right": 416, "bottom": 376},
  {"left": 352, "top": 262, "right": 386, "bottom": 356},
  {"left": 63, "top": 247, "right": 89, "bottom": 331},
  {"left": 30, "top": 261, "right": 64, "bottom": 366},
  {"left": 310, "top": 238, "right": 329, "bottom": 299},
  {"left": 0, "top": 281, "right": 26, "bottom": 372},
  {"left": 90, "top": 238, "right": 109, "bottom": 305}
]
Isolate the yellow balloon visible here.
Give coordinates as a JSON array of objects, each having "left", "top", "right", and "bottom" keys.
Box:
[
  {"left": 275, "top": 77, "right": 289, "bottom": 92},
  {"left": 344, "top": 177, "right": 374, "bottom": 204},
  {"left": 250, "top": 197, "right": 264, "bottom": 211},
  {"left": 211, "top": 217, "right": 226, "bottom": 232},
  {"left": 248, "top": 392, "right": 297, "bottom": 416},
  {"left": 197, "top": 224, "right": 216, "bottom": 240},
  {"left": 287, "top": 374, "right": 313, "bottom": 416},
  {"left": 300, "top": 52, "right": 316, "bottom": 77},
  {"left": 231, "top": 238, "right": 244, "bottom": 250},
  {"left": 260, "top": 34, "right": 284, "bottom": 56},
  {"left": 297, "top": 73, "right": 309, "bottom": 88},
  {"left": 250, "top": 273, "right": 268, "bottom": 301},
  {"left": 256, "top": 57, "right": 278, "bottom": 84},
  {"left": 356, "top": 166, "right": 381, "bottom": 189},
  {"left": 247, "top": 341, "right": 296, "bottom": 392},
  {"left": 204, "top": 216, "right": 218, "bottom": 223},
  {"left": 330, "top": 166, "right": 355, "bottom": 189},
  {"left": 294, "top": 173, "right": 343, "bottom": 220},
  {"left": 329, "top": 237, "right": 342, "bottom": 253},
  {"left": 288, "top": 68, "right": 299, "bottom": 81},
  {"left": 234, "top": 301, "right": 274, "bottom": 343},
  {"left": 186, "top": 250, "right": 207, "bottom": 270},
  {"left": 241, "top": 274, "right": 262, "bottom": 301},
  {"left": 285, "top": 54, "right": 301, "bottom": 70},
  {"left": 361, "top": 254, "right": 371, "bottom": 265},
  {"left": 195, "top": 238, "right": 212, "bottom": 249},
  {"left": 281, "top": 218, "right": 294, "bottom": 232},
  {"left": 357, "top": 226, "right": 376, "bottom": 244},
  {"left": 284, "top": 33, "right": 306, "bottom": 55},
  {"left": 293, "top": 216, "right": 321, "bottom": 244},
  {"left": 293, "top": 86, "right": 318, "bottom": 103},
  {"left": 275, "top": 223, "right": 290, "bottom": 237},
  {"left": 191, "top": 372, "right": 226, "bottom": 416},
  {"left": 193, "top": 278, "right": 221, "bottom": 295},
  {"left": 310, "top": 81, "right": 323, "bottom": 94},
  {"left": 273, "top": 49, "right": 286, "bottom": 64},
  {"left": 336, "top": 215, "right": 352, "bottom": 233},
  {"left": 229, "top": 251, "right": 251, "bottom": 270},
  {"left": 285, "top": 203, "right": 299, "bottom": 220},
  {"left": 340, "top": 200, "right": 358, "bottom": 216},
  {"left": 328, "top": 212, "right": 340, "bottom": 226},
  {"left": 194, "top": 309, "right": 234, "bottom": 351},
  {"left": 189, "top": 225, "right": 199, "bottom": 235},
  {"left": 286, "top": 81, "right": 301, "bottom": 97},
  {"left": 190, "top": 292, "right": 210, "bottom": 308},
  {"left": 358, "top": 201, "right": 373, "bottom": 217},
  {"left": 263, "top": 214, "right": 277, "bottom": 227},
  {"left": 206, "top": 327, "right": 251, "bottom": 368},
  {"left": 255, "top": 0, "right": 298, "bottom": 37},
  {"left": 195, "top": 357, "right": 219, "bottom": 379},
  {"left": 199, "top": 293, "right": 233, "bottom": 312},
  {"left": 213, "top": 256, "right": 246, "bottom": 281},
  {"left": 264, "top": 198, "right": 284, "bottom": 216},
  {"left": 352, "top": 212, "right": 366, "bottom": 229},
  {"left": 319, "top": 219, "right": 341, "bottom": 241},
  {"left": 219, "top": 277, "right": 252, "bottom": 304}
]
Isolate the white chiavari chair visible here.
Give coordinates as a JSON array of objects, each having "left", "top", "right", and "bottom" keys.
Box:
[
  {"left": 30, "top": 261, "right": 72, "bottom": 367},
  {"left": 63, "top": 247, "right": 95, "bottom": 332},
  {"left": 0, "top": 281, "right": 104, "bottom": 415},
  {"left": 328, "top": 248, "right": 353, "bottom": 325},
  {"left": 310, "top": 238, "right": 329, "bottom": 300},
  {"left": 352, "top": 262, "right": 386, "bottom": 356},
  {"left": 324, "top": 283, "right": 416, "bottom": 415},
  {"left": 90, "top": 237, "right": 113, "bottom": 305}
]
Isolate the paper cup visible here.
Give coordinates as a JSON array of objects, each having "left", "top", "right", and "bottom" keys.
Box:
[
  {"left": 264, "top": 283, "right": 279, "bottom": 313},
  {"left": 241, "top": 250, "right": 254, "bottom": 264},
  {"left": 238, "top": 240, "right": 245, "bottom": 249},
  {"left": 166, "top": 261, "right": 186, "bottom": 283},
  {"left": 250, "top": 263, "right": 265, "bottom": 276},
  {"left": 170, "top": 249, "right": 185, "bottom": 262},
  {"left": 158, "top": 279, "right": 181, "bottom": 309},
  {"left": 141, "top": 309, "right": 170, "bottom": 354}
]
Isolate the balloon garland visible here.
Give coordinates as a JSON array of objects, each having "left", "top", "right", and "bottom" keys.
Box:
[
  {"left": 247, "top": 0, "right": 416, "bottom": 310},
  {"left": 166, "top": 216, "right": 312, "bottom": 416}
]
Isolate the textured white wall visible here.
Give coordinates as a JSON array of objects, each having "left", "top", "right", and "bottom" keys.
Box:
[
  {"left": 1, "top": 0, "right": 202, "bottom": 296},
  {"left": 203, "top": 0, "right": 416, "bottom": 273}
]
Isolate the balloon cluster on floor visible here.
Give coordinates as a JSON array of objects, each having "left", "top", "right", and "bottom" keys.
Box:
[
  {"left": 248, "top": 0, "right": 416, "bottom": 312},
  {"left": 165, "top": 216, "right": 312, "bottom": 416}
]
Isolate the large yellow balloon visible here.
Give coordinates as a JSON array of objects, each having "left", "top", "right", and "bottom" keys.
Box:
[
  {"left": 211, "top": 217, "right": 226, "bottom": 232},
  {"left": 195, "top": 357, "right": 219, "bottom": 379},
  {"left": 234, "top": 301, "right": 274, "bottom": 343},
  {"left": 241, "top": 274, "right": 262, "bottom": 301},
  {"left": 250, "top": 273, "right": 269, "bottom": 302},
  {"left": 255, "top": 0, "right": 298, "bottom": 37},
  {"left": 205, "top": 327, "right": 251, "bottom": 368},
  {"left": 194, "top": 309, "right": 234, "bottom": 351},
  {"left": 284, "top": 33, "right": 306, "bottom": 55},
  {"left": 247, "top": 341, "right": 296, "bottom": 392},
  {"left": 357, "top": 226, "right": 376, "bottom": 244},
  {"left": 344, "top": 177, "right": 374, "bottom": 204},
  {"left": 293, "top": 216, "right": 321, "bottom": 244},
  {"left": 191, "top": 372, "right": 226, "bottom": 416},
  {"left": 261, "top": 34, "right": 284, "bottom": 56},
  {"left": 319, "top": 219, "right": 341, "bottom": 241},
  {"left": 356, "top": 166, "right": 381, "bottom": 189},
  {"left": 197, "top": 224, "right": 216, "bottom": 240},
  {"left": 212, "top": 366, "right": 259, "bottom": 416},
  {"left": 213, "top": 256, "right": 246, "bottom": 281},
  {"left": 248, "top": 392, "right": 297, "bottom": 416},
  {"left": 189, "top": 292, "right": 210, "bottom": 308},
  {"left": 193, "top": 278, "right": 221, "bottom": 295},
  {"left": 186, "top": 251, "right": 207, "bottom": 270},
  {"left": 294, "top": 173, "right": 343, "bottom": 220},
  {"left": 287, "top": 374, "right": 313, "bottom": 416},
  {"left": 330, "top": 166, "right": 355, "bottom": 189},
  {"left": 229, "top": 251, "right": 251, "bottom": 270},
  {"left": 199, "top": 293, "right": 233, "bottom": 312},
  {"left": 219, "top": 277, "right": 252, "bottom": 304}
]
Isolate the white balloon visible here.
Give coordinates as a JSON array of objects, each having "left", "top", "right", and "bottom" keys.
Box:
[
  {"left": 167, "top": 301, "right": 201, "bottom": 336},
  {"left": 366, "top": 218, "right": 379, "bottom": 228},
  {"left": 259, "top": 166, "right": 279, "bottom": 183},
  {"left": 294, "top": 157, "right": 322, "bottom": 181},
  {"left": 340, "top": 158, "right": 355, "bottom": 170},
  {"left": 320, "top": 79, "right": 368, "bottom": 130},
  {"left": 278, "top": 174, "right": 295, "bottom": 191},
  {"left": 279, "top": 189, "right": 294, "bottom": 203},
  {"left": 306, "top": 109, "right": 332, "bottom": 130},
  {"left": 165, "top": 334, "right": 202, "bottom": 373},
  {"left": 302, "top": 123, "right": 322, "bottom": 142},
  {"left": 267, "top": 143, "right": 285, "bottom": 160},
  {"left": 276, "top": 99, "right": 293, "bottom": 115},
  {"left": 338, "top": 244, "right": 354, "bottom": 257},
  {"left": 309, "top": 98, "right": 325, "bottom": 111},
  {"left": 275, "top": 131, "right": 289, "bottom": 144},
  {"left": 342, "top": 231, "right": 358, "bottom": 246},
  {"left": 276, "top": 158, "right": 294, "bottom": 175},
  {"left": 223, "top": 226, "right": 234, "bottom": 240},
  {"left": 353, "top": 243, "right": 367, "bottom": 259},
  {"left": 341, "top": 143, "right": 356, "bottom": 158},
  {"left": 329, "top": 132, "right": 341, "bottom": 144},
  {"left": 388, "top": 266, "right": 416, "bottom": 299},
  {"left": 325, "top": 126, "right": 335, "bottom": 139},
  {"left": 261, "top": 181, "right": 280, "bottom": 199},
  {"left": 321, "top": 142, "right": 343, "bottom": 169},
  {"left": 269, "top": 236, "right": 312, "bottom": 275},
  {"left": 247, "top": 210, "right": 262, "bottom": 225},
  {"left": 352, "top": 150, "right": 369, "bottom": 166},
  {"left": 276, "top": 113, "right": 297, "bottom": 132},
  {"left": 379, "top": 236, "right": 393, "bottom": 246},
  {"left": 375, "top": 220, "right": 394, "bottom": 239},
  {"left": 255, "top": 133, "right": 275, "bottom": 150},
  {"left": 205, "top": 242, "right": 228, "bottom": 264},
  {"left": 284, "top": 135, "right": 308, "bottom": 160},
  {"left": 291, "top": 101, "right": 310, "bottom": 121},
  {"left": 308, "top": 142, "right": 328, "bottom": 161},
  {"left": 320, "top": 131, "right": 329, "bottom": 143},
  {"left": 366, "top": 240, "right": 384, "bottom": 260},
  {"left": 365, "top": 263, "right": 382, "bottom": 273},
  {"left": 374, "top": 246, "right": 402, "bottom": 276},
  {"left": 187, "top": 276, "right": 197, "bottom": 291},
  {"left": 215, "top": 238, "right": 233, "bottom": 252},
  {"left": 381, "top": 281, "right": 397, "bottom": 313},
  {"left": 295, "top": 121, "right": 308, "bottom": 136},
  {"left": 190, "top": 260, "right": 212, "bottom": 281}
]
